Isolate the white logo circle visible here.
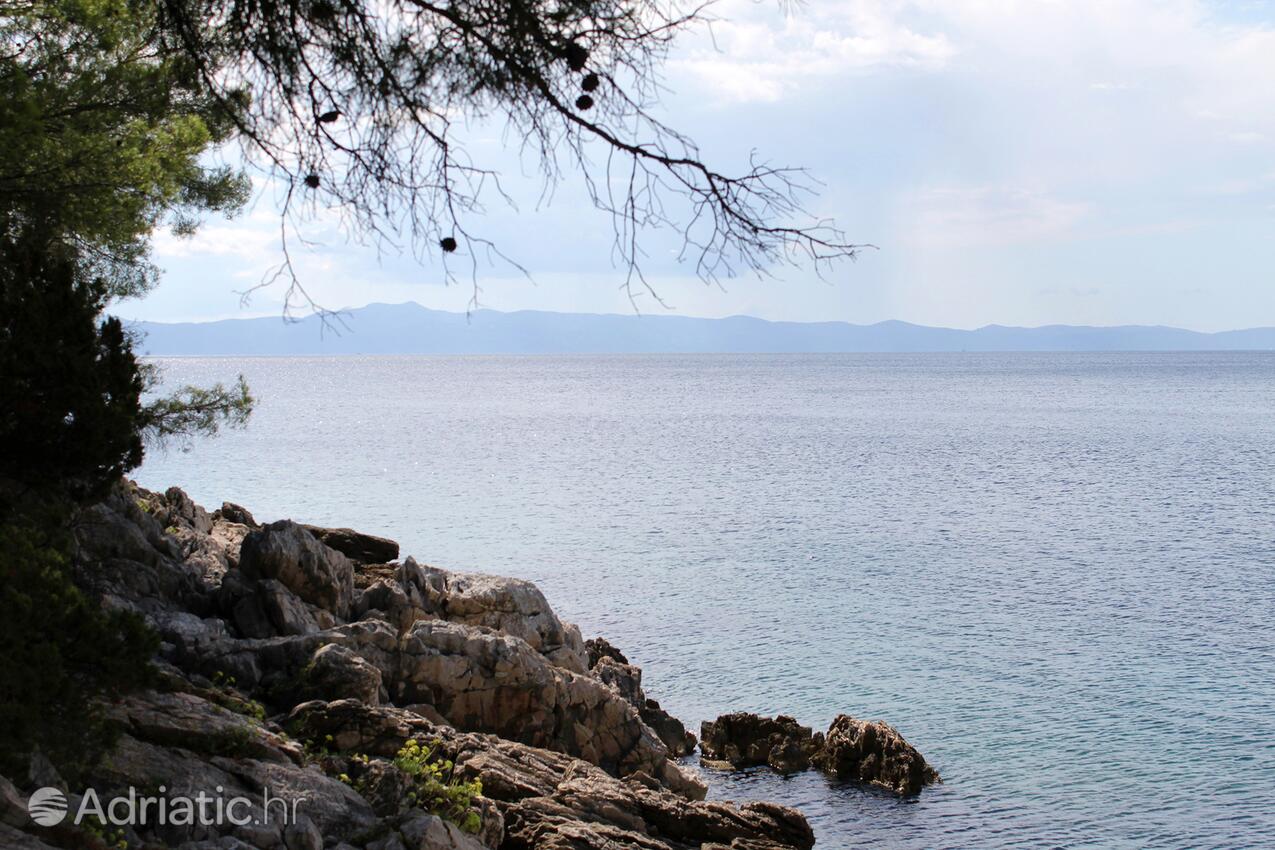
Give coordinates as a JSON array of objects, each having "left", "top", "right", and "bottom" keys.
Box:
[{"left": 28, "top": 787, "right": 67, "bottom": 827}]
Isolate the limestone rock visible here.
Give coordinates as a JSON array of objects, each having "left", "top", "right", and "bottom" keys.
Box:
[
  {"left": 585, "top": 635, "right": 629, "bottom": 668},
  {"left": 422, "top": 567, "right": 589, "bottom": 674},
  {"left": 397, "top": 811, "right": 487, "bottom": 850},
  {"left": 161, "top": 486, "right": 215, "bottom": 534},
  {"left": 240, "top": 520, "right": 354, "bottom": 618},
  {"left": 640, "top": 698, "right": 697, "bottom": 759},
  {"left": 591, "top": 659, "right": 695, "bottom": 757},
  {"left": 354, "top": 575, "right": 432, "bottom": 635},
  {"left": 216, "top": 502, "right": 259, "bottom": 528},
  {"left": 103, "top": 690, "right": 297, "bottom": 765},
  {"left": 192, "top": 620, "right": 400, "bottom": 699},
  {"left": 700, "top": 713, "right": 822, "bottom": 774},
  {"left": 811, "top": 714, "right": 939, "bottom": 795},
  {"left": 222, "top": 571, "right": 325, "bottom": 639},
  {"left": 302, "top": 524, "right": 400, "bottom": 564},
  {"left": 60, "top": 484, "right": 826, "bottom": 850},
  {"left": 395, "top": 619, "right": 699, "bottom": 796},
  {"left": 284, "top": 817, "right": 323, "bottom": 850},
  {"left": 288, "top": 701, "right": 810, "bottom": 850},
  {"left": 301, "top": 644, "right": 384, "bottom": 706}
]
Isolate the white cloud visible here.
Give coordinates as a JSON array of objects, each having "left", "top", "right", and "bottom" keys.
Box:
[
  {"left": 131, "top": 0, "right": 1275, "bottom": 331},
  {"left": 671, "top": 1, "right": 955, "bottom": 103},
  {"left": 905, "top": 186, "right": 1092, "bottom": 246}
]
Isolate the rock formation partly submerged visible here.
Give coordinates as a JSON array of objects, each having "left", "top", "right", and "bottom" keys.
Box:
[
  {"left": 1, "top": 482, "right": 815, "bottom": 850},
  {"left": 700, "top": 712, "right": 939, "bottom": 796},
  {"left": 5, "top": 482, "right": 943, "bottom": 849}
]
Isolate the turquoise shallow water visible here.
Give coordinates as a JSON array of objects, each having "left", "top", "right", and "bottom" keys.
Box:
[{"left": 137, "top": 353, "right": 1275, "bottom": 849}]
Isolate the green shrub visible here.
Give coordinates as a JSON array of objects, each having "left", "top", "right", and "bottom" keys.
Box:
[{"left": 393, "top": 739, "right": 484, "bottom": 834}]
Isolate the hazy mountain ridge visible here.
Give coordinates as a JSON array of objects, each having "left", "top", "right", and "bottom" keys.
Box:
[{"left": 132, "top": 302, "right": 1275, "bottom": 354}]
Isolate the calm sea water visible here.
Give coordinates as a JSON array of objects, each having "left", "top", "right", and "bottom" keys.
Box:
[{"left": 137, "top": 353, "right": 1275, "bottom": 849}]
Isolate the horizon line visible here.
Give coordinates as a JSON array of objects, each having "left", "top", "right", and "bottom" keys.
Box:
[{"left": 126, "top": 300, "right": 1275, "bottom": 336}]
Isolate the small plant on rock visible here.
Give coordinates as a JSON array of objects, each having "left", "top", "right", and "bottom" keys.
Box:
[{"left": 393, "top": 738, "right": 484, "bottom": 834}]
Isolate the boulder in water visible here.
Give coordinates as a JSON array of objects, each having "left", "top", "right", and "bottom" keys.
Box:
[
  {"left": 700, "top": 713, "right": 822, "bottom": 774},
  {"left": 812, "top": 715, "right": 939, "bottom": 795}
]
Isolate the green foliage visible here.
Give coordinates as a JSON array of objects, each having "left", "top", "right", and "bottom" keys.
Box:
[
  {"left": 0, "top": 227, "right": 144, "bottom": 511},
  {"left": 205, "top": 670, "right": 266, "bottom": 721},
  {"left": 0, "top": 0, "right": 253, "bottom": 786},
  {"left": 0, "top": 521, "right": 158, "bottom": 783},
  {"left": 1, "top": 0, "right": 254, "bottom": 479},
  {"left": 393, "top": 738, "right": 484, "bottom": 834},
  {"left": 140, "top": 373, "right": 255, "bottom": 447},
  {"left": 0, "top": 0, "right": 250, "bottom": 300}
]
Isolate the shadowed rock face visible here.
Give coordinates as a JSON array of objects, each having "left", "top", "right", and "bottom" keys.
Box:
[
  {"left": 590, "top": 656, "right": 697, "bottom": 758},
  {"left": 240, "top": 519, "right": 356, "bottom": 618},
  {"left": 302, "top": 523, "right": 400, "bottom": 564},
  {"left": 585, "top": 636, "right": 628, "bottom": 668},
  {"left": 0, "top": 482, "right": 812, "bottom": 850},
  {"left": 290, "top": 700, "right": 814, "bottom": 850},
  {"left": 700, "top": 714, "right": 823, "bottom": 774}
]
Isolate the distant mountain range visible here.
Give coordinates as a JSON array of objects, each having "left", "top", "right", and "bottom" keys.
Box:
[{"left": 132, "top": 302, "right": 1275, "bottom": 355}]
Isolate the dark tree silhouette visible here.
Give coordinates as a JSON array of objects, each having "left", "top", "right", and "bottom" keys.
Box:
[
  {"left": 0, "top": 228, "right": 144, "bottom": 511},
  {"left": 156, "top": 0, "right": 864, "bottom": 312}
]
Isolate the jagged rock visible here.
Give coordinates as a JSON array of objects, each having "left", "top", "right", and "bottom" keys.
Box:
[
  {"left": 591, "top": 659, "right": 695, "bottom": 757},
  {"left": 301, "top": 644, "right": 384, "bottom": 706},
  {"left": 74, "top": 500, "right": 166, "bottom": 568},
  {"left": 504, "top": 766, "right": 814, "bottom": 850},
  {"left": 191, "top": 620, "right": 400, "bottom": 698},
  {"left": 284, "top": 817, "right": 323, "bottom": 850},
  {"left": 103, "top": 690, "right": 297, "bottom": 766},
  {"left": 585, "top": 636, "right": 629, "bottom": 668},
  {"left": 397, "top": 811, "right": 488, "bottom": 850},
  {"left": 162, "top": 486, "right": 215, "bottom": 535},
  {"left": 421, "top": 568, "right": 589, "bottom": 674},
  {"left": 302, "top": 524, "right": 400, "bottom": 564},
  {"left": 216, "top": 502, "right": 259, "bottom": 528},
  {"left": 258, "top": 577, "right": 330, "bottom": 634},
  {"left": 220, "top": 571, "right": 328, "bottom": 639},
  {"left": 288, "top": 701, "right": 809, "bottom": 850},
  {"left": 700, "top": 714, "right": 823, "bottom": 774},
  {"left": 210, "top": 519, "right": 252, "bottom": 571},
  {"left": 152, "top": 611, "right": 232, "bottom": 663},
  {"left": 60, "top": 485, "right": 825, "bottom": 850},
  {"left": 87, "top": 717, "right": 374, "bottom": 846},
  {"left": 350, "top": 759, "right": 411, "bottom": 817},
  {"left": 394, "top": 619, "right": 699, "bottom": 797},
  {"left": 354, "top": 576, "right": 432, "bottom": 635},
  {"left": 811, "top": 715, "right": 939, "bottom": 795},
  {"left": 641, "top": 699, "right": 697, "bottom": 758},
  {"left": 353, "top": 559, "right": 588, "bottom": 674},
  {"left": 593, "top": 657, "right": 645, "bottom": 706},
  {"left": 240, "top": 520, "right": 355, "bottom": 618}
]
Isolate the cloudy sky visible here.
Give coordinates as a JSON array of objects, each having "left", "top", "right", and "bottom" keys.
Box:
[{"left": 127, "top": 0, "right": 1275, "bottom": 331}]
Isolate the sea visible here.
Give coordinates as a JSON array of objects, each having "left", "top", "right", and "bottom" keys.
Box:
[{"left": 136, "top": 353, "right": 1275, "bottom": 849}]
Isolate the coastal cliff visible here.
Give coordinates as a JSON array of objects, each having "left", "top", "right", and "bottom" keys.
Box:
[{"left": 0, "top": 482, "right": 815, "bottom": 850}]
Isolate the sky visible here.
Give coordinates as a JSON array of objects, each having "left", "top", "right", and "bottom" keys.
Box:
[{"left": 125, "top": 0, "right": 1275, "bottom": 331}]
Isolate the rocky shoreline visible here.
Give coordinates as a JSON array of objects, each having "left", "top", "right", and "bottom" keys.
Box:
[{"left": 1, "top": 482, "right": 936, "bottom": 849}]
